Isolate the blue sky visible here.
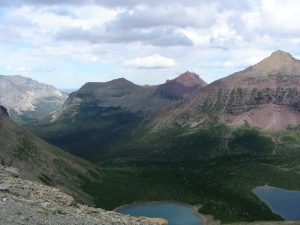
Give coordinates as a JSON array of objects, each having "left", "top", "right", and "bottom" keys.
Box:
[{"left": 0, "top": 0, "right": 300, "bottom": 88}]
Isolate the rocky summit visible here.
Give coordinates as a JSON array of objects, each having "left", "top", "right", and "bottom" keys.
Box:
[
  {"left": 155, "top": 71, "right": 207, "bottom": 100},
  {"left": 0, "top": 165, "right": 167, "bottom": 225}
]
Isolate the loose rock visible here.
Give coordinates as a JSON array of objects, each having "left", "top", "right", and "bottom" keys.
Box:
[
  {"left": 0, "top": 165, "right": 168, "bottom": 225},
  {"left": 0, "top": 183, "right": 11, "bottom": 191}
]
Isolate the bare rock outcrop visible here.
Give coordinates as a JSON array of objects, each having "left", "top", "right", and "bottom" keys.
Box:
[
  {"left": 155, "top": 71, "right": 207, "bottom": 100},
  {"left": 0, "top": 75, "right": 67, "bottom": 125},
  {"left": 0, "top": 165, "right": 167, "bottom": 225}
]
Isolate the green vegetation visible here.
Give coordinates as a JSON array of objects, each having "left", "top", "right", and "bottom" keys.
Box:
[
  {"left": 12, "top": 136, "right": 38, "bottom": 161},
  {"left": 73, "top": 124, "right": 300, "bottom": 223},
  {"left": 97, "top": 122, "right": 276, "bottom": 163},
  {"left": 0, "top": 114, "right": 102, "bottom": 206},
  {"left": 39, "top": 173, "right": 53, "bottom": 186},
  {"left": 82, "top": 153, "right": 300, "bottom": 223},
  {"left": 228, "top": 88, "right": 247, "bottom": 106},
  {"left": 29, "top": 103, "right": 143, "bottom": 159},
  {"left": 28, "top": 107, "right": 300, "bottom": 223},
  {"left": 228, "top": 128, "right": 274, "bottom": 155}
]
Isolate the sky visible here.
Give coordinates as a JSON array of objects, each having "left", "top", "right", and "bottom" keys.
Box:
[{"left": 1, "top": 0, "right": 300, "bottom": 88}]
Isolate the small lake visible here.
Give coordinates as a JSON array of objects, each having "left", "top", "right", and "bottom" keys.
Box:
[
  {"left": 253, "top": 185, "right": 300, "bottom": 220},
  {"left": 116, "top": 202, "right": 203, "bottom": 225}
]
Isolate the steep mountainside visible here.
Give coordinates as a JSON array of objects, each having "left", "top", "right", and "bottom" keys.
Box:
[
  {"left": 0, "top": 165, "right": 167, "bottom": 225},
  {"left": 159, "top": 50, "right": 300, "bottom": 131},
  {"left": 30, "top": 72, "right": 205, "bottom": 158},
  {"left": 0, "top": 75, "right": 67, "bottom": 125},
  {"left": 0, "top": 106, "right": 101, "bottom": 204}
]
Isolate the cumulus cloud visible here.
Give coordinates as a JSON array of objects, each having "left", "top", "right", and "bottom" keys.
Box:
[
  {"left": 254, "top": 0, "right": 300, "bottom": 36},
  {"left": 56, "top": 26, "right": 193, "bottom": 46},
  {"left": 16, "top": 66, "right": 31, "bottom": 73},
  {"left": 1, "top": 0, "right": 300, "bottom": 87},
  {"left": 0, "top": 0, "right": 248, "bottom": 8},
  {"left": 124, "top": 54, "right": 176, "bottom": 69},
  {"left": 108, "top": 5, "right": 217, "bottom": 30},
  {"left": 0, "top": 0, "right": 86, "bottom": 7}
]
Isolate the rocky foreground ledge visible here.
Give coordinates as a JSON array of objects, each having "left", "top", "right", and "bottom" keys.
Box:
[{"left": 0, "top": 165, "right": 167, "bottom": 225}]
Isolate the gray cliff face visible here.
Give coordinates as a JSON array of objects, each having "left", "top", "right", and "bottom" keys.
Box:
[
  {"left": 0, "top": 165, "right": 167, "bottom": 225},
  {"left": 0, "top": 75, "right": 67, "bottom": 125}
]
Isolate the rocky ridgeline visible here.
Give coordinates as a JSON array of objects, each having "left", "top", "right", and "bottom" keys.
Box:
[{"left": 0, "top": 165, "right": 167, "bottom": 225}]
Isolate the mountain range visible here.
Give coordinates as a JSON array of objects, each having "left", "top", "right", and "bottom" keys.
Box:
[
  {"left": 25, "top": 50, "right": 300, "bottom": 162},
  {"left": 28, "top": 71, "right": 206, "bottom": 158},
  {"left": 159, "top": 50, "right": 300, "bottom": 131},
  {"left": 3, "top": 50, "right": 300, "bottom": 223},
  {"left": 60, "top": 71, "right": 206, "bottom": 115}
]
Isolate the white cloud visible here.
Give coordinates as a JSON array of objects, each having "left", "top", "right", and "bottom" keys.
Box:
[
  {"left": 109, "top": 4, "right": 217, "bottom": 30},
  {"left": 124, "top": 54, "right": 176, "bottom": 69},
  {"left": 1, "top": 0, "right": 300, "bottom": 88},
  {"left": 16, "top": 66, "right": 31, "bottom": 73}
]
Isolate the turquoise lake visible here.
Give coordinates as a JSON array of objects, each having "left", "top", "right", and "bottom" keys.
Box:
[
  {"left": 117, "top": 202, "right": 203, "bottom": 225},
  {"left": 253, "top": 185, "right": 300, "bottom": 220}
]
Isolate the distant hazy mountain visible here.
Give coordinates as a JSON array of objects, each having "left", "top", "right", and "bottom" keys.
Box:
[
  {"left": 0, "top": 105, "right": 100, "bottom": 204},
  {"left": 159, "top": 50, "right": 300, "bottom": 131},
  {"left": 59, "top": 88, "right": 78, "bottom": 94},
  {"left": 0, "top": 75, "right": 67, "bottom": 125}
]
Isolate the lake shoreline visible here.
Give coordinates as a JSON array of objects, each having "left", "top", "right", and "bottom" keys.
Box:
[
  {"left": 114, "top": 201, "right": 220, "bottom": 225},
  {"left": 253, "top": 185, "right": 300, "bottom": 221}
]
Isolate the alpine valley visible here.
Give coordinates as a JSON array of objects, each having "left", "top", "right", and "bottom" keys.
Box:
[{"left": 2, "top": 51, "right": 300, "bottom": 224}]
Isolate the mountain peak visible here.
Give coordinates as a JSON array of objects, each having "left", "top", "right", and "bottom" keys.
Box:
[
  {"left": 247, "top": 50, "right": 300, "bottom": 76},
  {"left": 178, "top": 71, "right": 199, "bottom": 79},
  {"left": 106, "top": 78, "right": 140, "bottom": 90},
  {"left": 109, "top": 77, "right": 133, "bottom": 85},
  {"left": 269, "top": 50, "right": 295, "bottom": 61},
  {"left": 175, "top": 71, "right": 207, "bottom": 87},
  {"left": 155, "top": 72, "right": 207, "bottom": 100}
]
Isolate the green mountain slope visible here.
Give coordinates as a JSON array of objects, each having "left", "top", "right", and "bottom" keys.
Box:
[
  {"left": 28, "top": 72, "right": 206, "bottom": 159},
  {"left": 0, "top": 106, "right": 101, "bottom": 204}
]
